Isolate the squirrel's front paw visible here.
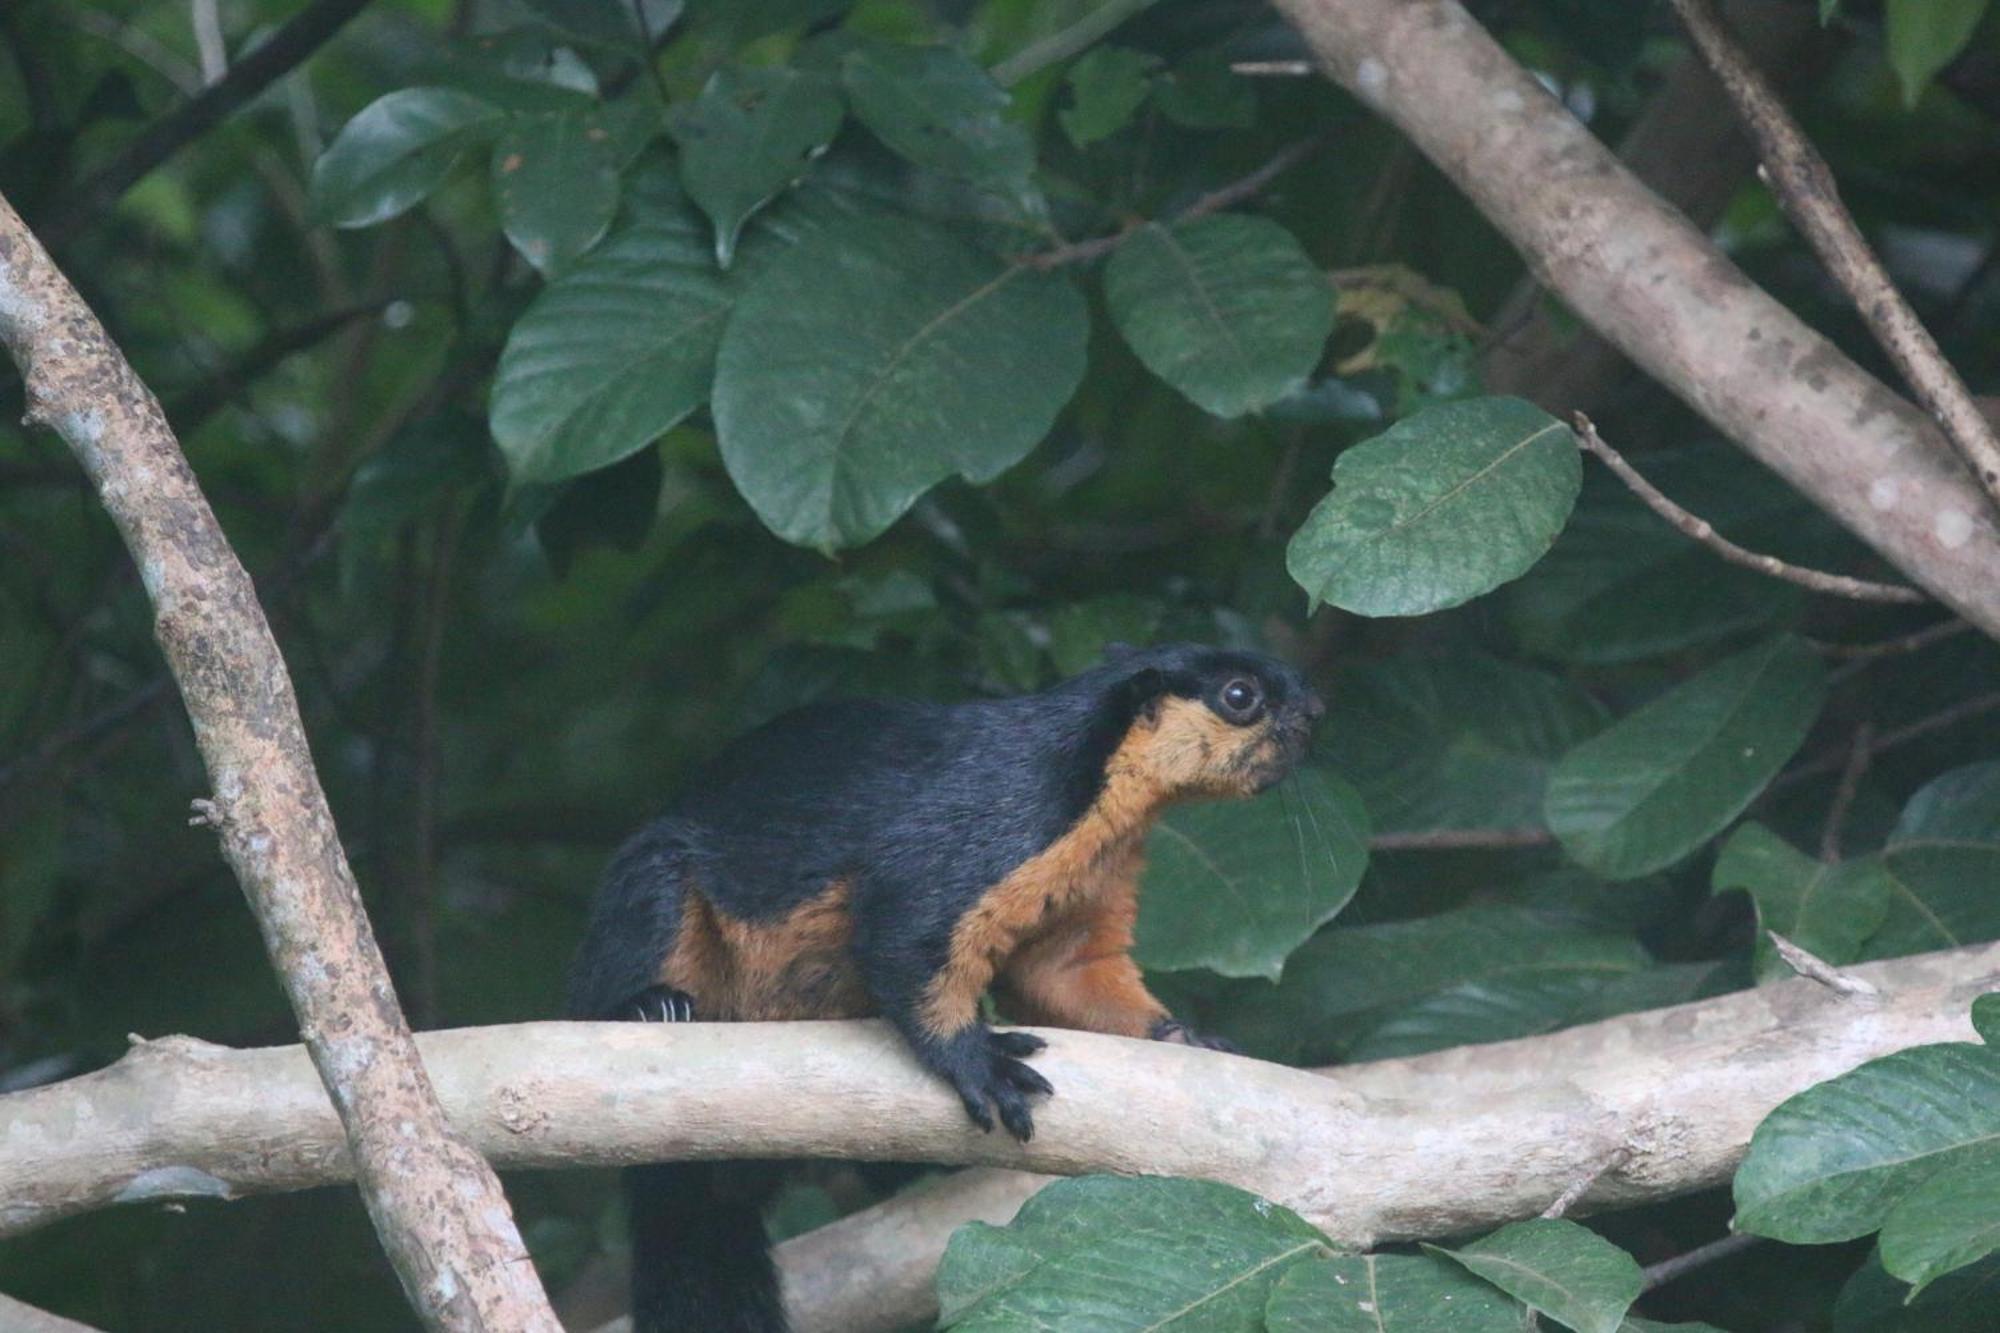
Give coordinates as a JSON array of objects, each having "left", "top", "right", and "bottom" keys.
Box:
[
  {"left": 941, "top": 1027, "right": 1052, "bottom": 1142},
  {"left": 1150, "top": 1017, "right": 1240, "bottom": 1054},
  {"left": 623, "top": 985, "right": 697, "bottom": 1023}
]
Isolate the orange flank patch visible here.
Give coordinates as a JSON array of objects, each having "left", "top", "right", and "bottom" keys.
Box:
[{"left": 659, "top": 880, "right": 873, "bottom": 1021}]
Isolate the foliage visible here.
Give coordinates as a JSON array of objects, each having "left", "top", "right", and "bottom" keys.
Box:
[{"left": 3, "top": 0, "right": 2000, "bottom": 1330}]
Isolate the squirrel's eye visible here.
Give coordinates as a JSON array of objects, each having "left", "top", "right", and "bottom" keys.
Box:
[{"left": 1218, "top": 679, "right": 1262, "bottom": 721}]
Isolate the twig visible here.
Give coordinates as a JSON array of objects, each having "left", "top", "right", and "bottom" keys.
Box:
[
  {"left": 1022, "top": 138, "right": 1321, "bottom": 268},
  {"left": 0, "top": 1291, "right": 104, "bottom": 1333},
  {"left": 1573, "top": 414, "right": 1926, "bottom": 603},
  {"left": 39, "top": 0, "right": 374, "bottom": 237},
  {"left": 1670, "top": 0, "right": 2000, "bottom": 523},
  {"left": 1819, "top": 723, "right": 1874, "bottom": 863},
  {"left": 1640, "top": 1231, "right": 1764, "bottom": 1291},
  {"left": 1232, "top": 60, "right": 1315, "bottom": 77},
  {"left": 0, "top": 192, "right": 558, "bottom": 1331},
  {"left": 1776, "top": 690, "right": 2000, "bottom": 789},
  {"left": 1368, "top": 827, "right": 1554, "bottom": 851},
  {"left": 1811, "top": 618, "right": 1972, "bottom": 661},
  {"left": 1767, "top": 931, "right": 1879, "bottom": 999},
  {"left": 1541, "top": 1147, "right": 1629, "bottom": 1219},
  {"left": 990, "top": 0, "right": 1159, "bottom": 87},
  {"left": 166, "top": 301, "right": 391, "bottom": 435}
]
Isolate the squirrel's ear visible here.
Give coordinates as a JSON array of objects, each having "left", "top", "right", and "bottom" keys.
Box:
[{"left": 1117, "top": 664, "right": 1167, "bottom": 720}]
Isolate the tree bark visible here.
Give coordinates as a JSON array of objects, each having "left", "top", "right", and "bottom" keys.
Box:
[
  {"left": 1271, "top": 0, "right": 2000, "bottom": 637},
  {"left": 0, "top": 194, "right": 557, "bottom": 1332},
  {"left": 3, "top": 942, "right": 1993, "bottom": 1332}
]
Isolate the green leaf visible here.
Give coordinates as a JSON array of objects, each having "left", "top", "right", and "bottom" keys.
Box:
[
  {"left": 1432, "top": 1219, "right": 1643, "bottom": 1333},
  {"left": 1135, "top": 766, "right": 1370, "bottom": 980},
  {"left": 1834, "top": 1247, "right": 2000, "bottom": 1332},
  {"left": 1286, "top": 397, "right": 1581, "bottom": 617},
  {"left": 311, "top": 88, "right": 504, "bottom": 228},
  {"left": 1886, "top": 0, "right": 1989, "bottom": 106},
  {"left": 492, "top": 108, "right": 620, "bottom": 275},
  {"left": 1104, "top": 215, "right": 1335, "bottom": 419},
  {"left": 937, "top": 1176, "right": 1327, "bottom": 1330},
  {"left": 489, "top": 183, "right": 730, "bottom": 485},
  {"left": 1865, "top": 763, "right": 2000, "bottom": 957},
  {"left": 668, "top": 65, "right": 845, "bottom": 266},
  {"left": 840, "top": 41, "right": 1038, "bottom": 207},
  {"left": 1265, "top": 1251, "right": 1526, "bottom": 1331},
  {"left": 711, "top": 214, "right": 1087, "bottom": 550},
  {"left": 1879, "top": 1143, "right": 2000, "bottom": 1294},
  {"left": 1711, "top": 823, "right": 1892, "bottom": 983},
  {"left": 521, "top": 0, "right": 683, "bottom": 50},
  {"left": 1058, "top": 46, "right": 1157, "bottom": 148},
  {"left": 1045, "top": 596, "right": 1163, "bottom": 677},
  {"left": 1544, "top": 636, "right": 1825, "bottom": 879},
  {"left": 1320, "top": 652, "right": 1607, "bottom": 835},
  {"left": 1733, "top": 1042, "right": 2000, "bottom": 1243},
  {"left": 1976, "top": 994, "right": 2000, "bottom": 1045}
]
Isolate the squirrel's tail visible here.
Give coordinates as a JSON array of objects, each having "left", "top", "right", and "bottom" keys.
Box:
[{"left": 626, "top": 1160, "right": 788, "bottom": 1333}]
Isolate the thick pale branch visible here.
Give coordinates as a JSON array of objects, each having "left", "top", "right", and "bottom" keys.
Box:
[
  {"left": 0, "top": 194, "right": 555, "bottom": 1331},
  {"left": 3, "top": 942, "right": 1994, "bottom": 1333},
  {"left": 1271, "top": 0, "right": 2000, "bottom": 637}
]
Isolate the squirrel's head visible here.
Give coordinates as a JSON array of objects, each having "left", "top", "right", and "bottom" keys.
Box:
[{"left": 1099, "top": 642, "right": 1325, "bottom": 799}]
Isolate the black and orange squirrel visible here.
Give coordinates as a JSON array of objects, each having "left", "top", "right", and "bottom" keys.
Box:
[{"left": 565, "top": 641, "right": 1324, "bottom": 1332}]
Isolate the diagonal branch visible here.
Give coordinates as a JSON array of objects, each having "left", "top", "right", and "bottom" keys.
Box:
[
  {"left": 1269, "top": 0, "right": 2000, "bottom": 639},
  {"left": 0, "top": 193, "right": 556, "bottom": 1332},
  {"left": 1669, "top": 0, "right": 2000, "bottom": 525},
  {"left": 39, "top": 0, "right": 374, "bottom": 238}
]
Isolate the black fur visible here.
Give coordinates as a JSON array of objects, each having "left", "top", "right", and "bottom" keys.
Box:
[{"left": 564, "top": 643, "right": 1321, "bottom": 1333}]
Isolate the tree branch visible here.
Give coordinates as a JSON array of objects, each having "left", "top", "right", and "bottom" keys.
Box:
[
  {"left": 4, "top": 941, "right": 1995, "bottom": 1333},
  {"left": 39, "top": 0, "right": 374, "bottom": 238},
  {"left": 0, "top": 194, "right": 556, "bottom": 1331},
  {"left": 1269, "top": 0, "right": 2000, "bottom": 638},
  {"left": 1669, "top": 0, "right": 2000, "bottom": 524},
  {"left": 1573, "top": 414, "right": 1926, "bottom": 603},
  {"left": 0, "top": 1293, "right": 103, "bottom": 1333}
]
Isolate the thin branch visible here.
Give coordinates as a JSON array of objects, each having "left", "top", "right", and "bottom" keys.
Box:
[
  {"left": 1023, "top": 138, "right": 1321, "bottom": 269},
  {"left": 1811, "top": 618, "right": 1973, "bottom": 661},
  {"left": 1819, "top": 723, "right": 1874, "bottom": 863},
  {"left": 1766, "top": 932, "right": 1878, "bottom": 999},
  {"left": 990, "top": 0, "right": 1159, "bottom": 87},
  {"left": 1232, "top": 60, "right": 1315, "bottom": 77},
  {"left": 166, "top": 301, "right": 391, "bottom": 435},
  {"left": 1640, "top": 1231, "right": 1763, "bottom": 1292},
  {"left": 1573, "top": 414, "right": 1926, "bottom": 603},
  {"left": 40, "top": 0, "right": 375, "bottom": 237},
  {"left": 0, "top": 1293, "right": 104, "bottom": 1333},
  {"left": 1541, "top": 1147, "right": 1629, "bottom": 1219},
  {"left": 1670, "top": 0, "right": 2000, "bottom": 523},
  {"left": 1777, "top": 690, "right": 2000, "bottom": 789},
  {"left": 0, "top": 192, "right": 558, "bottom": 1331},
  {"left": 1369, "top": 827, "right": 1554, "bottom": 851}
]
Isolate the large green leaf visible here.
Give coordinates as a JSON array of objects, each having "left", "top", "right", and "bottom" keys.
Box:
[
  {"left": 311, "top": 88, "right": 504, "bottom": 228},
  {"left": 1834, "top": 1247, "right": 2000, "bottom": 1331},
  {"left": 936, "top": 1176, "right": 1326, "bottom": 1330},
  {"left": 1879, "top": 1143, "right": 2000, "bottom": 1294},
  {"left": 668, "top": 65, "right": 844, "bottom": 265},
  {"left": 491, "top": 108, "right": 619, "bottom": 274},
  {"left": 1431, "top": 1219, "right": 1642, "bottom": 1333},
  {"left": 840, "top": 41, "right": 1037, "bottom": 207},
  {"left": 1103, "top": 215, "right": 1335, "bottom": 419},
  {"left": 1711, "top": 823, "right": 1892, "bottom": 983},
  {"left": 489, "top": 182, "right": 731, "bottom": 485},
  {"left": 1976, "top": 994, "right": 2000, "bottom": 1045},
  {"left": 1865, "top": 763, "right": 2000, "bottom": 958},
  {"left": 1544, "top": 636, "right": 1825, "bottom": 879},
  {"left": 1886, "top": 0, "right": 1990, "bottom": 105},
  {"left": 1135, "top": 766, "right": 1369, "bottom": 980},
  {"left": 1321, "top": 653, "right": 1607, "bottom": 834},
  {"left": 1287, "top": 397, "right": 1580, "bottom": 617},
  {"left": 711, "top": 214, "right": 1087, "bottom": 550},
  {"left": 1733, "top": 1043, "right": 2000, "bottom": 1242},
  {"left": 1265, "top": 1251, "right": 1526, "bottom": 1330}
]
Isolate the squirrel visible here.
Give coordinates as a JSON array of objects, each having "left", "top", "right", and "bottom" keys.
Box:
[{"left": 565, "top": 641, "right": 1325, "bottom": 1333}]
